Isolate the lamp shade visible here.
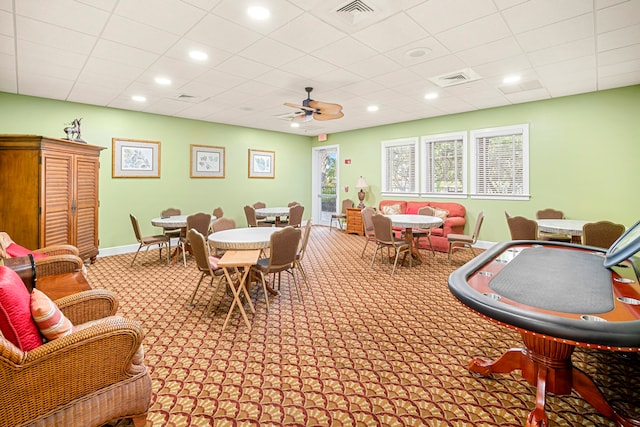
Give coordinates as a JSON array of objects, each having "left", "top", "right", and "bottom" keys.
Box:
[{"left": 355, "top": 176, "right": 369, "bottom": 189}]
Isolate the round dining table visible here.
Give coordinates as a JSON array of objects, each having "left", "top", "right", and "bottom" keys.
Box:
[
  {"left": 254, "top": 207, "right": 290, "bottom": 226},
  {"left": 150, "top": 215, "right": 216, "bottom": 264},
  {"left": 536, "top": 219, "right": 591, "bottom": 243},
  {"left": 385, "top": 214, "right": 443, "bottom": 263},
  {"left": 209, "top": 227, "right": 280, "bottom": 295}
]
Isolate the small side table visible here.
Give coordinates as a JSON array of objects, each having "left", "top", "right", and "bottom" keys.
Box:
[
  {"left": 345, "top": 207, "right": 364, "bottom": 236},
  {"left": 217, "top": 249, "right": 260, "bottom": 331}
]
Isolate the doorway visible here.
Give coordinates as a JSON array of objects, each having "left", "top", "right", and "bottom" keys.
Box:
[{"left": 311, "top": 145, "right": 339, "bottom": 226}]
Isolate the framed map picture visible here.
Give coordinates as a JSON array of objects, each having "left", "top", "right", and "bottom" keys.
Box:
[
  {"left": 248, "top": 149, "right": 275, "bottom": 178},
  {"left": 112, "top": 138, "right": 160, "bottom": 178},
  {"left": 190, "top": 144, "right": 225, "bottom": 178}
]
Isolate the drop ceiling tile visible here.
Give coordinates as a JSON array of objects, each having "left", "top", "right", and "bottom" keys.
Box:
[
  {"left": 370, "top": 67, "right": 424, "bottom": 89},
  {"left": 15, "top": 16, "right": 96, "bottom": 54},
  {"left": 15, "top": 0, "right": 109, "bottom": 36},
  {"left": 352, "top": 12, "right": 430, "bottom": 53},
  {"left": 472, "top": 54, "right": 532, "bottom": 80},
  {"left": 385, "top": 37, "right": 450, "bottom": 66},
  {"left": 92, "top": 39, "right": 159, "bottom": 69},
  {"left": 239, "top": 37, "right": 304, "bottom": 68},
  {"left": 102, "top": 15, "right": 179, "bottom": 54},
  {"left": 345, "top": 54, "right": 401, "bottom": 79},
  {"left": 501, "top": 0, "right": 592, "bottom": 34},
  {"left": 599, "top": 58, "right": 640, "bottom": 78},
  {"left": 527, "top": 38, "right": 595, "bottom": 67},
  {"left": 114, "top": 0, "right": 204, "bottom": 35},
  {"left": 142, "top": 98, "right": 192, "bottom": 116},
  {"left": 185, "top": 13, "right": 262, "bottom": 52},
  {"left": 182, "top": 0, "right": 221, "bottom": 12},
  {"left": 269, "top": 13, "right": 344, "bottom": 53},
  {"left": 213, "top": 0, "right": 304, "bottom": 35},
  {"left": 598, "top": 44, "right": 640, "bottom": 66},
  {"left": 253, "top": 68, "right": 303, "bottom": 90},
  {"left": 312, "top": 36, "right": 378, "bottom": 68},
  {"left": 163, "top": 38, "right": 232, "bottom": 68},
  {"left": 0, "top": 0, "right": 13, "bottom": 12},
  {"left": 434, "top": 13, "right": 511, "bottom": 53},
  {"left": 504, "top": 87, "right": 550, "bottom": 103},
  {"left": 456, "top": 37, "right": 524, "bottom": 67},
  {"left": 598, "top": 24, "right": 640, "bottom": 51},
  {"left": 516, "top": 14, "right": 593, "bottom": 52},
  {"left": 279, "top": 55, "right": 339, "bottom": 79},
  {"left": 80, "top": 56, "right": 145, "bottom": 85},
  {"left": 0, "top": 9, "right": 13, "bottom": 36},
  {"left": 0, "top": 34, "right": 14, "bottom": 55},
  {"left": 143, "top": 56, "right": 210, "bottom": 83},
  {"left": 18, "top": 72, "right": 74, "bottom": 99},
  {"left": 408, "top": 54, "right": 467, "bottom": 80},
  {"left": 216, "top": 55, "right": 272, "bottom": 79},
  {"left": 192, "top": 68, "right": 245, "bottom": 89},
  {"left": 596, "top": 0, "right": 640, "bottom": 33},
  {"left": 407, "top": 0, "right": 497, "bottom": 34},
  {"left": 599, "top": 70, "right": 640, "bottom": 89},
  {"left": 67, "top": 81, "right": 118, "bottom": 105}
]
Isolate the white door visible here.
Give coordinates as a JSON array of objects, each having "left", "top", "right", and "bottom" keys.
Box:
[{"left": 311, "top": 145, "right": 339, "bottom": 226}]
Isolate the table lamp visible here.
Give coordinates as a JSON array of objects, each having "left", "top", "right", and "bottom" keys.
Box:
[{"left": 355, "top": 176, "right": 369, "bottom": 208}]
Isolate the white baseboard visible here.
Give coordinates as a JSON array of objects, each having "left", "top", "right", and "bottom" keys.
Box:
[{"left": 97, "top": 238, "right": 180, "bottom": 258}]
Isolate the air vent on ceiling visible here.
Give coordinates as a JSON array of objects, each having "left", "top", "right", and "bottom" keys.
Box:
[
  {"left": 429, "top": 68, "right": 482, "bottom": 88},
  {"left": 175, "top": 94, "right": 201, "bottom": 103},
  {"left": 335, "top": 0, "right": 378, "bottom": 25}
]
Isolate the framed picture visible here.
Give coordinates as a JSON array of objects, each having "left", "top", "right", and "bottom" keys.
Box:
[
  {"left": 112, "top": 138, "right": 160, "bottom": 178},
  {"left": 248, "top": 149, "right": 275, "bottom": 179},
  {"left": 190, "top": 144, "right": 225, "bottom": 178}
]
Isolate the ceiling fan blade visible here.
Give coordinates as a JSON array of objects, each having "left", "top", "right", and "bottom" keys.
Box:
[
  {"left": 309, "top": 100, "right": 342, "bottom": 115},
  {"left": 284, "top": 102, "right": 316, "bottom": 112},
  {"left": 313, "top": 111, "right": 344, "bottom": 121}
]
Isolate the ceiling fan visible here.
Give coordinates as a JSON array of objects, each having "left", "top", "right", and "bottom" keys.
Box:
[{"left": 284, "top": 87, "right": 344, "bottom": 122}]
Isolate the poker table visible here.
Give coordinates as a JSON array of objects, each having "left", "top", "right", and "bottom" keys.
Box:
[{"left": 448, "top": 235, "right": 640, "bottom": 427}]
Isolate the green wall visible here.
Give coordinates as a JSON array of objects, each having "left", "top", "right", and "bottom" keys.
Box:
[
  {"left": 1, "top": 85, "right": 639, "bottom": 251},
  {"left": 0, "top": 92, "right": 310, "bottom": 249},
  {"left": 314, "top": 85, "right": 640, "bottom": 244}
]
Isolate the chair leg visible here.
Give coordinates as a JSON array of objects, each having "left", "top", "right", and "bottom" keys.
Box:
[
  {"left": 256, "top": 271, "right": 270, "bottom": 312},
  {"left": 295, "top": 260, "right": 310, "bottom": 290},
  {"left": 361, "top": 239, "right": 370, "bottom": 258},
  {"left": 189, "top": 273, "right": 209, "bottom": 305},
  {"left": 130, "top": 245, "right": 143, "bottom": 267}
]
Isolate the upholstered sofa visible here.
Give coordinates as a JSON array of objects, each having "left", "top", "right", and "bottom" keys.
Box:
[{"left": 378, "top": 200, "right": 467, "bottom": 252}]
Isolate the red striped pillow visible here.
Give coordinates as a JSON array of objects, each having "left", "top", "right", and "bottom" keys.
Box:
[{"left": 30, "top": 289, "right": 76, "bottom": 341}]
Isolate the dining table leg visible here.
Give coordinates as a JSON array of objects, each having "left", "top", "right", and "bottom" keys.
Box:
[{"left": 404, "top": 227, "right": 423, "bottom": 264}]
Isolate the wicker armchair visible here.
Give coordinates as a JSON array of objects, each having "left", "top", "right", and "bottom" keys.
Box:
[
  {"left": 0, "top": 289, "right": 152, "bottom": 427},
  {"left": 0, "top": 232, "right": 85, "bottom": 278}
]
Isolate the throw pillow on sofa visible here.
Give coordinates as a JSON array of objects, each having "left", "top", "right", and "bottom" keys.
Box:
[
  {"left": 381, "top": 204, "right": 402, "bottom": 215},
  {"left": 433, "top": 208, "right": 449, "bottom": 220},
  {"left": 31, "top": 289, "right": 76, "bottom": 341},
  {"left": 0, "top": 266, "right": 43, "bottom": 350}
]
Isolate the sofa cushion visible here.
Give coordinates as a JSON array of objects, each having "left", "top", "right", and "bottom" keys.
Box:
[
  {"left": 0, "top": 266, "right": 42, "bottom": 350},
  {"left": 432, "top": 208, "right": 449, "bottom": 220},
  {"left": 31, "top": 289, "right": 76, "bottom": 341},
  {"left": 6, "top": 243, "right": 47, "bottom": 260}
]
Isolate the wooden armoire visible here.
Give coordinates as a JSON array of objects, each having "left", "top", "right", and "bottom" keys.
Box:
[{"left": 0, "top": 135, "right": 105, "bottom": 262}]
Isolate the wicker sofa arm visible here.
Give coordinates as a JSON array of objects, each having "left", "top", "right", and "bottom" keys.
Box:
[
  {"left": 56, "top": 289, "right": 119, "bottom": 324},
  {"left": 0, "top": 316, "right": 146, "bottom": 425},
  {"left": 34, "top": 254, "right": 85, "bottom": 277},
  {"left": 33, "top": 244, "right": 80, "bottom": 257}
]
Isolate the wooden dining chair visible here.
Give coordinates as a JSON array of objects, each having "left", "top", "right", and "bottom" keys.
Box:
[
  {"left": 448, "top": 211, "right": 484, "bottom": 261},
  {"left": 179, "top": 212, "right": 211, "bottom": 268},
  {"left": 293, "top": 220, "right": 312, "bottom": 290},
  {"left": 412, "top": 206, "right": 436, "bottom": 257},
  {"left": 360, "top": 207, "right": 377, "bottom": 258},
  {"left": 210, "top": 217, "right": 236, "bottom": 255},
  {"left": 370, "top": 213, "right": 411, "bottom": 275},
  {"left": 186, "top": 229, "right": 228, "bottom": 314},
  {"left": 212, "top": 207, "right": 223, "bottom": 219},
  {"left": 160, "top": 208, "right": 182, "bottom": 239},
  {"left": 330, "top": 199, "right": 353, "bottom": 231},
  {"left": 129, "top": 214, "right": 170, "bottom": 267},
  {"left": 582, "top": 221, "right": 625, "bottom": 249},
  {"left": 252, "top": 201, "right": 270, "bottom": 223},
  {"left": 536, "top": 208, "right": 571, "bottom": 242},
  {"left": 251, "top": 226, "right": 302, "bottom": 308},
  {"left": 280, "top": 204, "right": 304, "bottom": 228},
  {"left": 506, "top": 215, "right": 538, "bottom": 240}
]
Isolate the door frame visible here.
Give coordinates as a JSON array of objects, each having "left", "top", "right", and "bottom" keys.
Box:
[{"left": 311, "top": 144, "right": 340, "bottom": 226}]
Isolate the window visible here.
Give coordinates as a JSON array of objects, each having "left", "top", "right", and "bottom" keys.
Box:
[
  {"left": 421, "top": 132, "right": 467, "bottom": 197},
  {"left": 381, "top": 137, "right": 418, "bottom": 195},
  {"left": 470, "top": 124, "right": 529, "bottom": 200}
]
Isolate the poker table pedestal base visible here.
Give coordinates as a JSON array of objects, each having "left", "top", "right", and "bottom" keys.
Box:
[{"left": 469, "top": 332, "right": 640, "bottom": 427}]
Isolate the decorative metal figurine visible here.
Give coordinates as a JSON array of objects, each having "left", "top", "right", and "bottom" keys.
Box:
[{"left": 63, "top": 118, "right": 85, "bottom": 142}]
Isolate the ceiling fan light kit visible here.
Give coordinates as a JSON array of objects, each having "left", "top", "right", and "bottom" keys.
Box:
[{"left": 284, "top": 87, "right": 344, "bottom": 124}]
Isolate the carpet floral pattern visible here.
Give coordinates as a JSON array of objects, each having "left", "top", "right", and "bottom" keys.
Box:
[{"left": 89, "top": 226, "right": 639, "bottom": 426}]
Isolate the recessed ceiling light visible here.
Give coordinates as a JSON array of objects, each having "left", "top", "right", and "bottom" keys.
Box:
[
  {"left": 131, "top": 95, "right": 146, "bottom": 102},
  {"left": 154, "top": 77, "right": 171, "bottom": 86},
  {"left": 405, "top": 47, "right": 432, "bottom": 59},
  {"left": 248, "top": 6, "right": 270, "bottom": 20},
  {"left": 290, "top": 122, "right": 300, "bottom": 128},
  {"left": 503, "top": 75, "right": 521, "bottom": 84},
  {"left": 189, "top": 50, "right": 208, "bottom": 61},
  {"left": 367, "top": 105, "right": 379, "bottom": 112},
  {"left": 424, "top": 92, "right": 438, "bottom": 100}
]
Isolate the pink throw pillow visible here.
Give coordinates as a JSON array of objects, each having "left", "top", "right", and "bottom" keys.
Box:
[
  {"left": 0, "top": 267, "right": 43, "bottom": 350},
  {"left": 31, "top": 289, "right": 76, "bottom": 341},
  {"left": 5, "top": 243, "right": 47, "bottom": 259}
]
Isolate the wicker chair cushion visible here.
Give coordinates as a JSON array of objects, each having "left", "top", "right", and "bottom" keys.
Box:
[
  {"left": 0, "top": 266, "right": 42, "bottom": 350},
  {"left": 31, "top": 289, "right": 76, "bottom": 341},
  {"left": 5, "top": 243, "right": 47, "bottom": 259}
]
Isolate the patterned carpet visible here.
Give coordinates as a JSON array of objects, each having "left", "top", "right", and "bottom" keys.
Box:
[{"left": 89, "top": 225, "right": 639, "bottom": 426}]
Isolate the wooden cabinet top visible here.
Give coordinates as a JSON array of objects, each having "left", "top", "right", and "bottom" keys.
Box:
[{"left": 0, "top": 134, "right": 105, "bottom": 155}]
